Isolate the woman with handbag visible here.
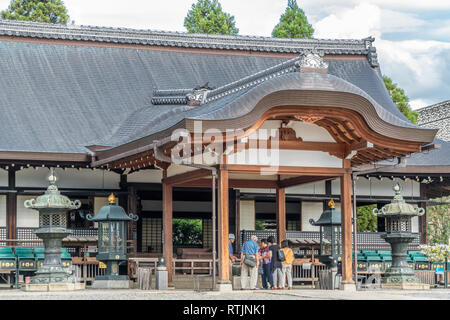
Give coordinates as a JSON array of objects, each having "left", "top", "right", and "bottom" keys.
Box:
[
  {"left": 240, "top": 235, "right": 260, "bottom": 290},
  {"left": 267, "top": 236, "right": 283, "bottom": 290}
]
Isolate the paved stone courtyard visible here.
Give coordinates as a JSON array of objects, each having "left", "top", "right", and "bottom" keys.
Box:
[{"left": 0, "top": 288, "right": 448, "bottom": 300}]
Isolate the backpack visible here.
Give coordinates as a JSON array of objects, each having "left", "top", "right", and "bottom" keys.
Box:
[{"left": 278, "top": 248, "right": 286, "bottom": 262}]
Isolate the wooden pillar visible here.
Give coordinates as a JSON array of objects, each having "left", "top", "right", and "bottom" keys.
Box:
[
  {"left": 419, "top": 184, "right": 427, "bottom": 244},
  {"left": 126, "top": 184, "right": 138, "bottom": 254},
  {"left": 235, "top": 189, "right": 241, "bottom": 253},
  {"left": 323, "top": 180, "right": 332, "bottom": 211},
  {"left": 6, "top": 168, "right": 17, "bottom": 244},
  {"left": 218, "top": 166, "right": 230, "bottom": 283},
  {"left": 276, "top": 187, "right": 286, "bottom": 243},
  {"left": 162, "top": 169, "right": 174, "bottom": 286},
  {"left": 340, "top": 159, "right": 354, "bottom": 287}
]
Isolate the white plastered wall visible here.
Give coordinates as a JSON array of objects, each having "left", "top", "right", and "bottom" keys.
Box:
[
  {"left": 0, "top": 169, "right": 7, "bottom": 187},
  {"left": 0, "top": 195, "right": 6, "bottom": 227},
  {"left": 228, "top": 149, "right": 342, "bottom": 167},
  {"left": 127, "top": 169, "right": 162, "bottom": 183},
  {"left": 17, "top": 195, "right": 39, "bottom": 228},
  {"left": 240, "top": 200, "right": 255, "bottom": 230},
  {"left": 16, "top": 168, "right": 120, "bottom": 189},
  {"left": 301, "top": 202, "right": 322, "bottom": 232},
  {"left": 332, "top": 177, "right": 420, "bottom": 197}
]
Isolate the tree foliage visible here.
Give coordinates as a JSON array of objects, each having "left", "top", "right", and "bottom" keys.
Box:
[
  {"left": 1, "top": 0, "right": 69, "bottom": 24},
  {"left": 173, "top": 219, "right": 203, "bottom": 246},
  {"left": 255, "top": 220, "right": 266, "bottom": 231},
  {"left": 383, "top": 76, "right": 419, "bottom": 124},
  {"left": 426, "top": 197, "right": 450, "bottom": 245},
  {"left": 184, "top": 0, "right": 238, "bottom": 35},
  {"left": 357, "top": 204, "right": 377, "bottom": 232},
  {"left": 272, "top": 0, "right": 314, "bottom": 39}
]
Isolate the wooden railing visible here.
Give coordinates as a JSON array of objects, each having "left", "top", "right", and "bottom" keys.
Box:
[
  {"left": 72, "top": 257, "right": 106, "bottom": 284},
  {"left": 292, "top": 263, "right": 328, "bottom": 283},
  {"left": 172, "top": 259, "right": 214, "bottom": 276}
]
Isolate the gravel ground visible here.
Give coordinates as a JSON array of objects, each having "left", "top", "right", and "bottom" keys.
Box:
[{"left": 0, "top": 288, "right": 448, "bottom": 300}]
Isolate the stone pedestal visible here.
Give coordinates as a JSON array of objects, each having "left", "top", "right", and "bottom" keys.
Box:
[
  {"left": 24, "top": 282, "right": 85, "bottom": 292},
  {"left": 156, "top": 267, "right": 168, "bottom": 290},
  {"left": 339, "top": 280, "right": 357, "bottom": 291},
  {"left": 381, "top": 234, "right": 427, "bottom": 289},
  {"left": 92, "top": 279, "right": 130, "bottom": 289},
  {"left": 381, "top": 283, "right": 430, "bottom": 290},
  {"left": 216, "top": 280, "right": 233, "bottom": 292}
]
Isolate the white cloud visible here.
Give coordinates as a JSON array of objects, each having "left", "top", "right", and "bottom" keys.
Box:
[
  {"left": 314, "top": 3, "right": 382, "bottom": 39},
  {"left": 410, "top": 99, "right": 430, "bottom": 110},
  {"left": 313, "top": 2, "right": 450, "bottom": 106}
]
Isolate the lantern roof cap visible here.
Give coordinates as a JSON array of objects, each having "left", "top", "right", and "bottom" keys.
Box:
[
  {"left": 24, "top": 170, "right": 81, "bottom": 210},
  {"left": 310, "top": 200, "right": 341, "bottom": 226},
  {"left": 373, "top": 183, "right": 425, "bottom": 217},
  {"left": 88, "top": 194, "right": 138, "bottom": 222}
]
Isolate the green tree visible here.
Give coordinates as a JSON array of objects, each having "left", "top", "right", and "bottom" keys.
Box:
[
  {"left": 383, "top": 76, "right": 419, "bottom": 124},
  {"left": 184, "top": 0, "right": 238, "bottom": 35},
  {"left": 173, "top": 218, "right": 203, "bottom": 246},
  {"left": 357, "top": 204, "right": 377, "bottom": 232},
  {"left": 1, "top": 0, "right": 69, "bottom": 24},
  {"left": 426, "top": 197, "right": 450, "bottom": 245},
  {"left": 272, "top": 0, "right": 314, "bottom": 39}
]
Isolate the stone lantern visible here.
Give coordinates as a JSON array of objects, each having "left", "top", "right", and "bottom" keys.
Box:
[
  {"left": 83, "top": 193, "right": 138, "bottom": 289},
  {"left": 310, "top": 199, "right": 342, "bottom": 290},
  {"left": 373, "top": 183, "right": 429, "bottom": 289},
  {"left": 310, "top": 199, "right": 342, "bottom": 268},
  {"left": 23, "top": 170, "right": 84, "bottom": 291}
]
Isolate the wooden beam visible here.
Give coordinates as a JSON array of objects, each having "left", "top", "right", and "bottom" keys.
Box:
[
  {"left": 162, "top": 168, "right": 211, "bottom": 186},
  {"left": 340, "top": 159, "right": 354, "bottom": 287},
  {"left": 278, "top": 175, "right": 335, "bottom": 189},
  {"left": 162, "top": 170, "right": 174, "bottom": 287},
  {"left": 174, "top": 178, "right": 278, "bottom": 189},
  {"left": 243, "top": 140, "right": 346, "bottom": 153},
  {"left": 276, "top": 188, "right": 286, "bottom": 243},
  {"left": 218, "top": 167, "right": 230, "bottom": 283},
  {"left": 224, "top": 164, "right": 347, "bottom": 176}
]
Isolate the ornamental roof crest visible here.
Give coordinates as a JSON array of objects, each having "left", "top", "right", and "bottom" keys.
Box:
[{"left": 296, "top": 51, "right": 328, "bottom": 73}]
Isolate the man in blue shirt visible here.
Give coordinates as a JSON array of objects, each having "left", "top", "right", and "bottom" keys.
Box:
[{"left": 240, "top": 235, "right": 260, "bottom": 290}]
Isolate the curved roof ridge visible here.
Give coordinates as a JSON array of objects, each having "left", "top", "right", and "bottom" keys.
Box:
[
  {"left": 151, "top": 55, "right": 301, "bottom": 106},
  {"left": 0, "top": 19, "right": 378, "bottom": 65}
]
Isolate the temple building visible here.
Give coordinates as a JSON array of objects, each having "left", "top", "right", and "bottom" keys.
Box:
[{"left": 0, "top": 20, "right": 448, "bottom": 290}]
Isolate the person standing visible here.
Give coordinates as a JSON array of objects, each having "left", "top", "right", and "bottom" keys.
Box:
[
  {"left": 258, "top": 238, "right": 273, "bottom": 289},
  {"left": 228, "top": 234, "right": 238, "bottom": 279},
  {"left": 267, "top": 235, "right": 283, "bottom": 290},
  {"left": 240, "top": 235, "right": 259, "bottom": 290},
  {"left": 281, "top": 240, "right": 294, "bottom": 290}
]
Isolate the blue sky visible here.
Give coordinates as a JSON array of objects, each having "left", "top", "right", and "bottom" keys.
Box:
[{"left": 1, "top": 0, "right": 448, "bottom": 109}]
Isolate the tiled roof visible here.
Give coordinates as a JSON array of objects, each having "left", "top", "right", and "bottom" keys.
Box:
[
  {"left": 417, "top": 100, "right": 450, "bottom": 142},
  {"left": 0, "top": 20, "right": 428, "bottom": 157}
]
